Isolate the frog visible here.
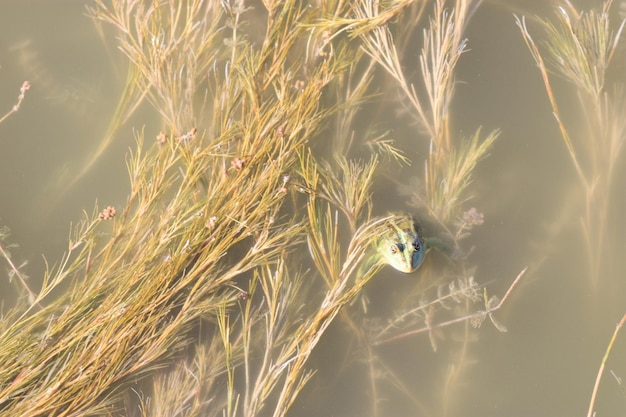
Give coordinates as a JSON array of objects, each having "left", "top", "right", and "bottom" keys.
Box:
[
  {"left": 375, "top": 214, "right": 426, "bottom": 273},
  {"left": 357, "top": 212, "right": 461, "bottom": 277}
]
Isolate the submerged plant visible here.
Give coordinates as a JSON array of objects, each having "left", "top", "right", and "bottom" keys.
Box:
[
  {"left": 356, "top": 0, "right": 498, "bottom": 226},
  {"left": 516, "top": 0, "right": 626, "bottom": 283}
]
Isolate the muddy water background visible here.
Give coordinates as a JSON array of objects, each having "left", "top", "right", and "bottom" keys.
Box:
[
  {"left": 0, "top": 1, "right": 138, "bottom": 266},
  {"left": 1, "top": 1, "right": 626, "bottom": 416}
]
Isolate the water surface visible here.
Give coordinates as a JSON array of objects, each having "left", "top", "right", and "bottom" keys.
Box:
[{"left": 1, "top": 1, "right": 625, "bottom": 417}]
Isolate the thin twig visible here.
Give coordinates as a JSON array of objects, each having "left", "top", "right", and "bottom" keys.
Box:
[
  {"left": 0, "top": 81, "right": 30, "bottom": 125},
  {"left": 0, "top": 243, "right": 37, "bottom": 305},
  {"left": 377, "top": 267, "right": 527, "bottom": 345},
  {"left": 587, "top": 313, "right": 626, "bottom": 417}
]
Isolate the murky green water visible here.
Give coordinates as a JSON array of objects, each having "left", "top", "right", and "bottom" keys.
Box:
[{"left": 1, "top": 1, "right": 625, "bottom": 416}]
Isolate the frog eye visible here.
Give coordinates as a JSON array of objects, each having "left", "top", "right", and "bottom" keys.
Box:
[
  {"left": 412, "top": 241, "right": 421, "bottom": 252},
  {"left": 390, "top": 243, "right": 405, "bottom": 254}
]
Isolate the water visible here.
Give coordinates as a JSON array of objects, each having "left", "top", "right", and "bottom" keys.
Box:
[
  {"left": 300, "top": 1, "right": 626, "bottom": 416},
  {"left": 1, "top": 1, "right": 625, "bottom": 416},
  {"left": 456, "top": 4, "right": 626, "bottom": 415},
  {"left": 0, "top": 1, "right": 150, "bottom": 282}
]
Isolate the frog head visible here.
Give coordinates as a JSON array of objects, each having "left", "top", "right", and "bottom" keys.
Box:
[{"left": 376, "top": 214, "right": 426, "bottom": 273}]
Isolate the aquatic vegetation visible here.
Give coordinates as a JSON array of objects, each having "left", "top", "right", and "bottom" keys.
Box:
[
  {"left": 516, "top": 0, "right": 626, "bottom": 283},
  {"left": 357, "top": 0, "right": 498, "bottom": 226},
  {"left": 0, "top": 0, "right": 520, "bottom": 416}
]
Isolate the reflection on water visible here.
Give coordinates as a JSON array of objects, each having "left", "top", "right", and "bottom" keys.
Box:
[{"left": 0, "top": 0, "right": 625, "bottom": 416}]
